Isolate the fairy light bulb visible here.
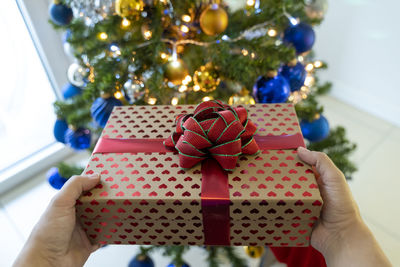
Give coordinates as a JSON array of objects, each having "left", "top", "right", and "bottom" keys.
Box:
[
  {"left": 305, "top": 63, "right": 314, "bottom": 72},
  {"left": 247, "top": 0, "right": 255, "bottom": 6},
  {"left": 289, "top": 17, "right": 299, "bottom": 25},
  {"left": 98, "top": 32, "right": 108, "bottom": 40},
  {"left": 160, "top": 52, "right": 168, "bottom": 60},
  {"left": 121, "top": 18, "right": 131, "bottom": 28},
  {"left": 241, "top": 49, "right": 249, "bottom": 56},
  {"left": 304, "top": 75, "right": 315, "bottom": 86},
  {"left": 193, "top": 85, "right": 200, "bottom": 91},
  {"left": 180, "top": 25, "right": 189, "bottom": 33},
  {"left": 178, "top": 85, "right": 188, "bottom": 92},
  {"left": 202, "top": 96, "right": 213, "bottom": 101},
  {"left": 114, "top": 91, "right": 123, "bottom": 99},
  {"left": 184, "top": 75, "right": 192, "bottom": 83},
  {"left": 143, "top": 30, "right": 152, "bottom": 40},
  {"left": 171, "top": 97, "right": 179, "bottom": 106},
  {"left": 181, "top": 15, "right": 191, "bottom": 23},
  {"left": 267, "top": 28, "right": 277, "bottom": 37},
  {"left": 314, "top": 60, "right": 323, "bottom": 68},
  {"left": 147, "top": 97, "right": 157, "bottom": 105}
]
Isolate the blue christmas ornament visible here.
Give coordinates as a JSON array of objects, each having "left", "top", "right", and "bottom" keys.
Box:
[
  {"left": 128, "top": 255, "right": 154, "bottom": 267},
  {"left": 283, "top": 22, "right": 315, "bottom": 54},
  {"left": 62, "top": 29, "right": 71, "bottom": 44},
  {"left": 65, "top": 127, "right": 91, "bottom": 150},
  {"left": 91, "top": 96, "right": 122, "bottom": 128},
  {"left": 54, "top": 119, "right": 69, "bottom": 143},
  {"left": 62, "top": 83, "right": 82, "bottom": 99},
  {"left": 47, "top": 167, "right": 68, "bottom": 190},
  {"left": 49, "top": 3, "right": 73, "bottom": 26},
  {"left": 253, "top": 75, "right": 291, "bottom": 103},
  {"left": 300, "top": 115, "right": 330, "bottom": 142},
  {"left": 167, "top": 262, "right": 190, "bottom": 267},
  {"left": 280, "top": 61, "right": 306, "bottom": 92}
]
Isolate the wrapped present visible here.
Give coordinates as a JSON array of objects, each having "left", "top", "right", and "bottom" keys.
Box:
[{"left": 77, "top": 101, "right": 322, "bottom": 246}]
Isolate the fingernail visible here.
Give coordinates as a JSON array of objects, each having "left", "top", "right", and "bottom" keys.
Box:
[
  {"left": 298, "top": 146, "right": 309, "bottom": 152},
  {"left": 88, "top": 173, "right": 99, "bottom": 179}
]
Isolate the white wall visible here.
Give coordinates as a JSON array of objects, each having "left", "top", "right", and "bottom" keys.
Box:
[{"left": 314, "top": 0, "right": 400, "bottom": 126}]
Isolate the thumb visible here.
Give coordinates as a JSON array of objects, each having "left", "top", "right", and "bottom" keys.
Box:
[
  {"left": 52, "top": 174, "right": 100, "bottom": 207},
  {"left": 297, "top": 147, "right": 352, "bottom": 210},
  {"left": 297, "top": 147, "right": 346, "bottom": 188}
]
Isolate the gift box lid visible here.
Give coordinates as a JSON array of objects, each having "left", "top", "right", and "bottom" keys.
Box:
[{"left": 77, "top": 103, "right": 322, "bottom": 222}]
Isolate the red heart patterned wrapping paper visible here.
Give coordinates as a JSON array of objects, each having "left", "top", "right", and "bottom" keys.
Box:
[{"left": 76, "top": 103, "right": 322, "bottom": 246}]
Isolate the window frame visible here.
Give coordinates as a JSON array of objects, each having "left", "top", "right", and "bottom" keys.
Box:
[{"left": 0, "top": 0, "right": 75, "bottom": 195}]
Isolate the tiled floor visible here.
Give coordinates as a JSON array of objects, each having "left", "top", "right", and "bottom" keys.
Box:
[{"left": 1, "top": 95, "right": 399, "bottom": 267}]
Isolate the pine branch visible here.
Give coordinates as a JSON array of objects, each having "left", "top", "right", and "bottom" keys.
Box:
[
  {"left": 222, "top": 247, "right": 248, "bottom": 267},
  {"left": 57, "top": 162, "right": 84, "bottom": 178},
  {"left": 308, "top": 126, "right": 357, "bottom": 179}
]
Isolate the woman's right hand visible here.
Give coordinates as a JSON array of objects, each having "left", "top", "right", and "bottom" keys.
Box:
[{"left": 297, "top": 147, "right": 392, "bottom": 267}]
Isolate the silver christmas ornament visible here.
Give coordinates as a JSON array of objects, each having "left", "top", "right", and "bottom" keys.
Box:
[
  {"left": 68, "top": 0, "right": 114, "bottom": 26},
  {"left": 124, "top": 78, "right": 144, "bottom": 104},
  {"left": 67, "top": 63, "right": 89, "bottom": 88},
  {"left": 305, "top": 0, "right": 328, "bottom": 20}
]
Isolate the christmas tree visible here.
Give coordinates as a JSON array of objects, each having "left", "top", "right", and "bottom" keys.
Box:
[{"left": 48, "top": 0, "right": 356, "bottom": 265}]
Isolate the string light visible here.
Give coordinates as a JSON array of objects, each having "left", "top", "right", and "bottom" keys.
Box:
[
  {"left": 304, "top": 76, "right": 315, "bottom": 86},
  {"left": 301, "top": 86, "right": 309, "bottom": 92},
  {"left": 250, "top": 52, "right": 256, "bottom": 59},
  {"left": 98, "top": 32, "right": 108, "bottom": 40},
  {"left": 314, "top": 60, "right": 323, "bottom": 68},
  {"left": 267, "top": 28, "right": 277, "bottom": 37},
  {"left": 183, "top": 75, "right": 192, "bottom": 84},
  {"left": 178, "top": 85, "right": 188, "bottom": 92},
  {"left": 147, "top": 97, "right": 157, "bottom": 105},
  {"left": 246, "top": 0, "right": 255, "bottom": 6},
  {"left": 171, "top": 97, "right": 179, "bottom": 106},
  {"left": 143, "top": 30, "right": 152, "bottom": 40},
  {"left": 180, "top": 25, "right": 189, "bottom": 33},
  {"left": 241, "top": 49, "right": 249, "bottom": 56},
  {"left": 181, "top": 15, "right": 191, "bottom": 23},
  {"left": 193, "top": 85, "right": 201, "bottom": 91},
  {"left": 114, "top": 91, "right": 123, "bottom": 99},
  {"left": 305, "top": 63, "right": 314, "bottom": 72},
  {"left": 121, "top": 18, "right": 131, "bottom": 28},
  {"left": 202, "top": 96, "right": 213, "bottom": 101},
  {"left": 136, "top": 20, "right": 273, "bottom": 50},
  {"left": 160, "top": 52, "right": 168, "bottom": 60}
]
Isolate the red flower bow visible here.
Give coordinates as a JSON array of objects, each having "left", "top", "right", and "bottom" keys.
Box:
[{"left": 164, "top": 100, "right": 260, "bottom": 171}]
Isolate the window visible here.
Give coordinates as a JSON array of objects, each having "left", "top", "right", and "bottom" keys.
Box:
[
  {"left": 0, "top": 0, "right": 72, "bottom": 192},
  {"left": 0, "top": 0, "right": 56, "bottom": 171}
]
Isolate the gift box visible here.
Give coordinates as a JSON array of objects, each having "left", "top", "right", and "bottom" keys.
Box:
[{"left": 77, "top": 102, "right": 322, "bottom": 247}]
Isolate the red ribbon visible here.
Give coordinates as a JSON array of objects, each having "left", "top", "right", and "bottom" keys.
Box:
[{"left": 93, "top": 101, "right": 305, "bottom": 246}]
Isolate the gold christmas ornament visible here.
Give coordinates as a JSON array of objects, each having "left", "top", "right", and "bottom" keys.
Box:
[
  {"left": 243, "top": 246, "right": 265, "bottom": 258},
  {"left": 164, "top": 58, "right": 189, "bottom": 85},
  {"left": 193, "top": 63, "right": 220, "bottom": 92},
  {"left": 228, "top": 88, "right": 256, "bottom": 105},
  {"left": 115, "top": 0, "right": 144, "bottom": 17},
  {"left": 199, "top": 4, "right": 229, "bottom": 36}
]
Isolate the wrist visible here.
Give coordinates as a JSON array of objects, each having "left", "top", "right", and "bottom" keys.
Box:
[
  {"left": 13, "top": 237, "right": 54, "bottom": 267},
  {"left": 322, "top": 218, "right": 391, "bottom": 267}
]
